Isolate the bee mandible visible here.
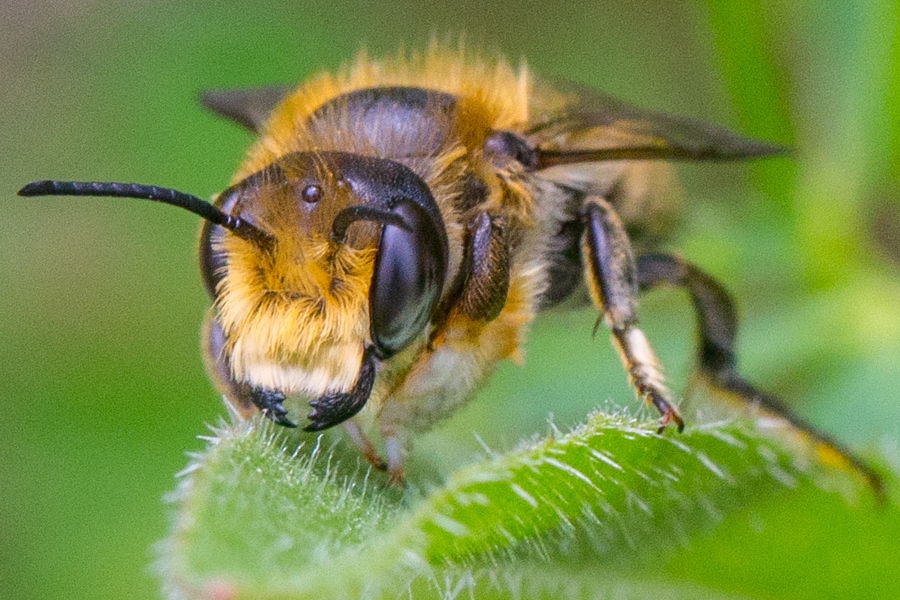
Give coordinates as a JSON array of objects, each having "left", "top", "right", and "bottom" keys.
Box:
[{"left": 18, "top": 47, "right": 883, "bottom": 492}]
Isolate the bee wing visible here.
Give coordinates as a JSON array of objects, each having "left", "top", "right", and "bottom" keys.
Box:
[
  {"left": 200, "top": 85, "right": 293, "bottom": 132},
  {"left": 526, "top": 79, "right": 786, "bottom": 170}
]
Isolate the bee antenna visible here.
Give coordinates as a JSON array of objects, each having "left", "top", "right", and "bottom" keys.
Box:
[
  {"left": 17, "top": 180, "right": 273, "bottom": 247},
  {"left": 330, "top": 204, "right": 409, "bottom": 242}
]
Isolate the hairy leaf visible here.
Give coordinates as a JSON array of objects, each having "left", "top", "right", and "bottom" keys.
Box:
[{"left": 156, "top": 409, "right": 894, "bottom": 599}]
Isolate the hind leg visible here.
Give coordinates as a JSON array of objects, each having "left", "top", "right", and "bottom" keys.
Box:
[{"left": 636, "top": 252, "right": 884, "bottom": 498}]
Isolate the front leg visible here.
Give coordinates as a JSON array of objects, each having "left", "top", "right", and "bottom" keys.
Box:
[
  {"left": 430, "top": 210, "right": 511, "bottom": 345},
  {"left": 581, "top": 197, "right": 684, "bottom": 432},
  {"left": 383, "top": 211, "right": 519, "bottom": 483}
]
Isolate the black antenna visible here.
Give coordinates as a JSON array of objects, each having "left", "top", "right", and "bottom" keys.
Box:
[{"left": 17, "top": 180, "right": 272, "bottom": 247}]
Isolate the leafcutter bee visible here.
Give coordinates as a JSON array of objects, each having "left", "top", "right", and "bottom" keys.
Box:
[{"left": 18, "top": 47, "right": 883, "bottom": 493}]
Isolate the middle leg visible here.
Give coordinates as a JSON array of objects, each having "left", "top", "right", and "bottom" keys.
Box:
[{"left": 581, "top": 197, "right": 683, "bottom": 432}]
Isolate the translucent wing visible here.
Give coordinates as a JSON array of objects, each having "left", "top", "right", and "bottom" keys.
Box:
[
  {"left": 526, "top": 79, "right": 786, "bottom": 170},
  {"left": 200, "top": 85, "right": 292, "bottom": 132}
]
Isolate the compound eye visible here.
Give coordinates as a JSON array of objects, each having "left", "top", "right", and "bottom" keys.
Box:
[
  {"left": 301, "top": 184, "right": 322, "bottom": 204},
  {"left": 369, "top": 198, "right": 448, "bottom": 359}
]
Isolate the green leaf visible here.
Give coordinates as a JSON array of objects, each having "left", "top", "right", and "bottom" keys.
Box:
[{"left": 156, "top": 410, "right": 894, "bottom": 599}]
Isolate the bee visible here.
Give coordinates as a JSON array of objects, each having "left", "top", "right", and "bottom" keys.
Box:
[{"left": 18, "top": 47, "right": 883, "bottom": 493}]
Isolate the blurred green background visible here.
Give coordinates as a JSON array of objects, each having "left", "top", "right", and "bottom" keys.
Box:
[{"left": 1, "top": 1, "right": 898, "bottom": 598}]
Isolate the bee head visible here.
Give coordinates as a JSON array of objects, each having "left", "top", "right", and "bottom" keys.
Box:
[
  {"left": 19, "top": 151, "right": 449, "bottom": 396},
  {"left": 202, "top": 151, "right": 449, "bottom": 394}
]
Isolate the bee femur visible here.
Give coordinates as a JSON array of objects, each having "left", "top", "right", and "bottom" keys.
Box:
[{"left": 17, "top": 180, "right": 273, "bottom": 248}]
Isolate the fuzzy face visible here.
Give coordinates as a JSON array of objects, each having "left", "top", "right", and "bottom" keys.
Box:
[
  {"left": 207, "top": 48, "right": 536, "bottom": 401},
  {"left": 217, "top": 161, "right": 375, "bottom": 395}
]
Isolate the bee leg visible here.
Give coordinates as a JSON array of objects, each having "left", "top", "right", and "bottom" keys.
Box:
[
  {"left": 430, "top": 212, "right": 510, "bottom": 344},
  {"left": 636, "top": 253, "right": 885, "bottom": 499},
  {"left": 456, "top": 212, "right": 511, "bottom": 321},
  {"left": 582, "top": 198, "right": 683, "bottom": 432},
  {"left": 383, "top": 435, "right": 406, "bottom": 486},
  {"left": 202, "top": 312, "right": 296, "bottom": 427},
  {"left": 342, "top": 420, "right": 387, "bottom": 471}
]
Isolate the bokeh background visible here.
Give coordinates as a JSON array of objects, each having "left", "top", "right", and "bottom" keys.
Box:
[{"left": 1, "top": 1, "right": 898, "bottom": 599}]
